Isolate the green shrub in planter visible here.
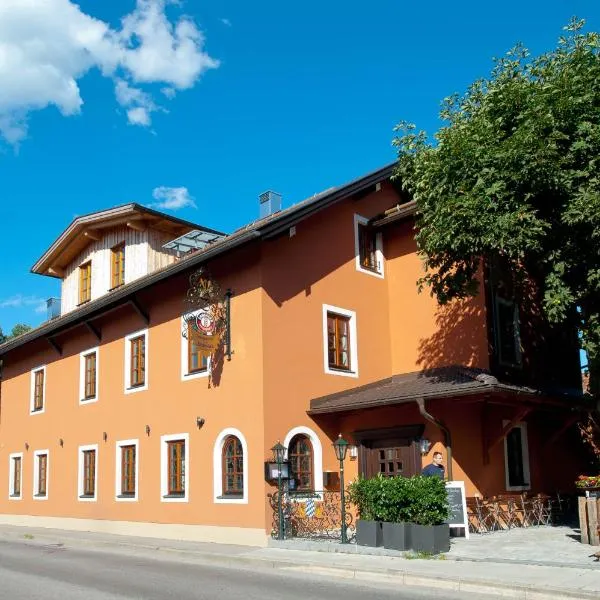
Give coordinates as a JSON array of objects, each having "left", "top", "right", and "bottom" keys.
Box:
[
  {"left": 348, "top": 475, "right": 388, "bottom": 547},
  {"left": 402, "top": 476, "right": 449, "bottom": 526}
]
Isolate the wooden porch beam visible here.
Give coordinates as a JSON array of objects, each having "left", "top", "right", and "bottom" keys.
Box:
[
  {"left": 84, "top": 230, "right": 101, "bottom": 241},
  {"left": 481, "top": 397, "right": 490, "bottom": 465},
  {"left": 543, "top": 413, "right": 581, "bottom": 448},
  {"left": 129, "top": 297, "right": 150, "bottom": 325},
  {"left": 84, "top": 321, "right": 102, "bottom": 342},
  {"left": 48, "top": 266, "right": 64, "bottom": 277},
  {"left": 487, "top": 405, "right": 533, "bottom": 453},
  {"left": 46, "top": 337, "right": 62, "bottom": 356},
  {"left": 127, "top": 220, "right": 147, "bottom": 232}
]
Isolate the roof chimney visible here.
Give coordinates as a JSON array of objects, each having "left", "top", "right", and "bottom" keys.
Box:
[
  {"left": 47, "top": 297, "right": 61, "bottom": 321},
  {"left": 259, "top": 191, "right": 282, "bottom": 219}
]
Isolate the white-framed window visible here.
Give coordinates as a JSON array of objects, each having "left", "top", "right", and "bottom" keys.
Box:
[
  {"left": 160, "top": 433, "right": 189, "bottom": 503},
  {"left": 115, "top": 439, "right": 139, "bottom": 502},
  {"left": 283, "top": 426, "right": 324, "bottom": 497},
  {"left": 33, "top": 449, "right": 49, "bottom": 500},
  {"left": 503, "top": 421, "right": 531, "bottom": 492},
  {"left": 30, "top": 365, "right": 46, "bottom": 415},
  {"left": 213, "top": 428, "right": 248, "bottom": 504},
  {"left": 354, "top": 214, "right": 384, "bottom": 278},
  {"left": 79, "top": 347, "right": 99, "bottom": 404},
  {"left": 322, "top": 304, "right": 358, "bottom": 378},
  {"left": 180, "top": 312, "right": 210, "bottom": 381},
  {"left": 8, "top": 452, "right": 23, "bottom": 500},
  {"left": 494, "top": 296, "right": 522, "bottom": 367},
  {"left": 78, "top": 444, "right": 98, "bottom": 502},
  {"left": 124, "top": 329, "right": 148, "bottom": 394}
]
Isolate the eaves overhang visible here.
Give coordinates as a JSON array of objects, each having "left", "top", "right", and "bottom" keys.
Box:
[{"left": 2, "top": 162, "right": 398, "bottom": 358}]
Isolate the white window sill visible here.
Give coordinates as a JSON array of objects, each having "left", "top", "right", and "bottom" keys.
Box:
[
  {"left": 182, "top": 369, "right": 209, "bottom": 382},
  {"left": 78, "top": 495, "right": 97, "bottom": 502},
  {"left": 356, "top": 265, "right": 384, "bottom": 279},
  {"left": 325, "top": 367, "right": 358, "bottom": 378},
  {"left": 125, "top": 384, "right": 148, "bottom": 395},
  {"left": 79, "top": 396, "right": 98, "bottom": 405},
  {"left": 214, "top": 495, "right": 248, "bottom": 505},
  {"left": 115, "top": 494, "right": 138, "bottom": 502},
  {"left": 161, "top": 494, "right": 188, "bottom": 503}
]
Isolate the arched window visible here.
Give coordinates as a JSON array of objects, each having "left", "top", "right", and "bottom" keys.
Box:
[
  {"left": 222, "top": 436, "right": 244, "bottom": 496},
  {"left": 288, "top": 434, "right": 314, "bottom": 491}
]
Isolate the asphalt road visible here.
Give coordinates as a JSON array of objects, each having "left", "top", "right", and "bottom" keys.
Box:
[{"left": 0, "top": 538, "right": 499, "bottom": 600}]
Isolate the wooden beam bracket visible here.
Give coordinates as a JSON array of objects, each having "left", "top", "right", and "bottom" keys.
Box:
[
  {"left": 487, "top": 405, "right": 533, "bottom": 453},
  {"left": 84, "top": 321, "right": 102, "bottom": 342},
  {"left": 543, "top": 412, "right": 582, "bottom": 448},
  {"left": 46, "top": 337, "right": 62, "bottom": 356},
  {"left": 130, "top": 297, "right": 150, "bottom": 325},
  {"left": 84, "top": 230, "right": 101, "bottom": 241}
]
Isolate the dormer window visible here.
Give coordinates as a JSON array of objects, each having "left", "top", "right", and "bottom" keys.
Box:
[
  {"left": 111, "top": 243, "right": 125, "bottom": 290},
  {"left": 79, "top": 261, "right": 92, "bottom": 304}
]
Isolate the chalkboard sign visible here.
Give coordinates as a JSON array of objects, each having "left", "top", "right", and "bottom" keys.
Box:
[{"left": 444, "top": 481, "right": 469, "bottom": 539}]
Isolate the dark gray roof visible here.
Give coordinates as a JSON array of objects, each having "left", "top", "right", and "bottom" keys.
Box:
[
  {"left": 308, "top": 366, "right": 584, "bottom": 415},
  {"left": 0, "top": 162, "right": 397, "bottom": 358}
]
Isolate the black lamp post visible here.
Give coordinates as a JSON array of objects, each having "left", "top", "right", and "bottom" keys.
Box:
[
  {"left": 333, "top": 434, "right": 349, "bottom": 544},
  {"left": 271, "top": 441, "right": 287, "bottom": 540}
]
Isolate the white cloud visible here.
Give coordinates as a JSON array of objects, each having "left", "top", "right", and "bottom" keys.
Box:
[
  {"left": 150, "top": 186, "right": 196, "bottom": 210},
  {"left": 0, "top": 295, "right": 46, "bottom": 313},
  {"left": 221, "top": 18, "right": 232, "bottom": 27},
  {"left": 0, "top": 0, "right": 219, "bottom": 143}
]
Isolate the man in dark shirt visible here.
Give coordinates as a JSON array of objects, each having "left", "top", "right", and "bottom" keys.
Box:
[{"left": 422, "top": 451, "right": 445, "bottom": 479}]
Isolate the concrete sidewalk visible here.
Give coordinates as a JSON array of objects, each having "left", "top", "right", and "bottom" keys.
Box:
[{"left": 0, "top": 524, "right": 598, "bottom": 600}]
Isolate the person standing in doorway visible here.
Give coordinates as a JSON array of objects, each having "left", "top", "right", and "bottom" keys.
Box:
[{"left": 422, "top": 451, "right": 445, "bottom": 479}]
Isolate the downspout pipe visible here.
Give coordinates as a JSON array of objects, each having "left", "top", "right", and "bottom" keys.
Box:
[{"left": 416, "top": 397, "right": 453, "bottom": 480}]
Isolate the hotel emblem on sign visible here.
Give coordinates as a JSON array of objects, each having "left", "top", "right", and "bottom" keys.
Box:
[{"left": 182, "top": 269, "right": 228, "bottom": 360}]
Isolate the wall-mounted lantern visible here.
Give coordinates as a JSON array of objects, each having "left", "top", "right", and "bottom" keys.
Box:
[{"left": 419, "top": 438, "right": 432, "bottom": 456}]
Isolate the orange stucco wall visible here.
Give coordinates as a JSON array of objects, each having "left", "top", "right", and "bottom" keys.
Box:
[{"left": 0, "top": 180, "right": 584, "bottom": 542}]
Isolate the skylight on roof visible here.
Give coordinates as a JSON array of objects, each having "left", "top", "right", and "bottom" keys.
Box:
[{"left": 162, "top": 230, "right": 226, "bottom": 254}]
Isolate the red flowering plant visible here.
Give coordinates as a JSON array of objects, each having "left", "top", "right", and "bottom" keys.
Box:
[{"left": 575, "top": 475, "right": 600, "bottom": 489}]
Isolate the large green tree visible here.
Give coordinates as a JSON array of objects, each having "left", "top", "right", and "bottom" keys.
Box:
[
  {"left": 0, "top": 323, "right": 32, "bottom": 344},
  {"left": 393, "top": 19, "right": 600, "bottom": 403}
]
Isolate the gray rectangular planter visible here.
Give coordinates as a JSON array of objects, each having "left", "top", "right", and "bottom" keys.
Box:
[
  {"left": 356, "top": 520, "right": 383, "bottom": 547},
  {"left": 382, "top": 522, "right": 410, "bottom": 551},
  {"left": 410, "top": 524, "right": 450, "bottom": 554}
]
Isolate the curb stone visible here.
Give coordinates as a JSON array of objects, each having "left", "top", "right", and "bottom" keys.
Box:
[{"left": 1, "top": 529, "right": 598, "bottom": 600}]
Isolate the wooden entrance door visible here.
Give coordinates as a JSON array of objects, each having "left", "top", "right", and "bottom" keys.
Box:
[
  {"left": 355, "top": 426, "right": 424, "bottom": 479},
  {"left": 362, "top": 444, "right": 420, "bottom": 478}
]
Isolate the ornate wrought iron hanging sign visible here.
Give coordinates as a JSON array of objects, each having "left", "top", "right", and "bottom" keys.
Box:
[{"left": 182, "top": 268, "right": 232, "bottom": 365}]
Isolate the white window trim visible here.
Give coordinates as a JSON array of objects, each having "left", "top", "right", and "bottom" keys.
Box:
[
  {"left": 283, "top": 426, "right": 324, "bottom": 500},
  {"left": 115, "top": 439, "right": 139, "bottom": 502},
  {"left": 8, "top": 452, "right": 23, "bottom": 500},
  {"left": 33, "top": 449, "right": 49, "bottom": 500},
  {"left": 124, "top": 329, "right": 149, "bottom": 394},
  {"left": 79, "top": 347, "right": 99, "bottom": 404},
  {"left": 213, "top": 428, "right": 249, "bottom": 504},
  {"left": 354, "top": 214, "right": 384, "bottom": 279},
  {"left": 78, "top": 444, "right": 98, "bottom": 502},
  {"left": 495, "top": 296, "right": 522, "bottom": 367},
  {"left": 29, "top": 365, "right": 46, "bottom": 415},
  {"left": 322, "top": 304, "right": 359, "bottom": 378},
  {"left": 503, "top": 421, "right": 531, "bottom": 492},
  {"left": 160, "top": 433, "right": 189, "bottom": 503},
  {"left": 180, "top": 312, "right": 211, "bottom": 382}
]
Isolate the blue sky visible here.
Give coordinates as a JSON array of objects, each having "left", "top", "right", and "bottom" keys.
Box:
[{"left": 0, "top": 0, "right": 598, "bottom": 333}]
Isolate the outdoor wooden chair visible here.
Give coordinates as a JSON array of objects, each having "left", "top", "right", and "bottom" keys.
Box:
[
  {"left": 471, "top": 496, "right": 498, "bottom": 533},
  {"left": 533, "top": 494, "right": 552, "bottom": 526},
  {"left": 495, "top": 495, "right": 521, "bottom": 529},
  {"left": 519, "top": 493, "right": 536, "bottom": 527}
]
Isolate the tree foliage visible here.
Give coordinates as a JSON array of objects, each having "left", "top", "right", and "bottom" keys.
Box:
[
  {"left": 0, "top": 323, "right": 33, "bottom": 344},
  {"left": 393, "top": 19, "right": 600, "bottom": 396}
]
